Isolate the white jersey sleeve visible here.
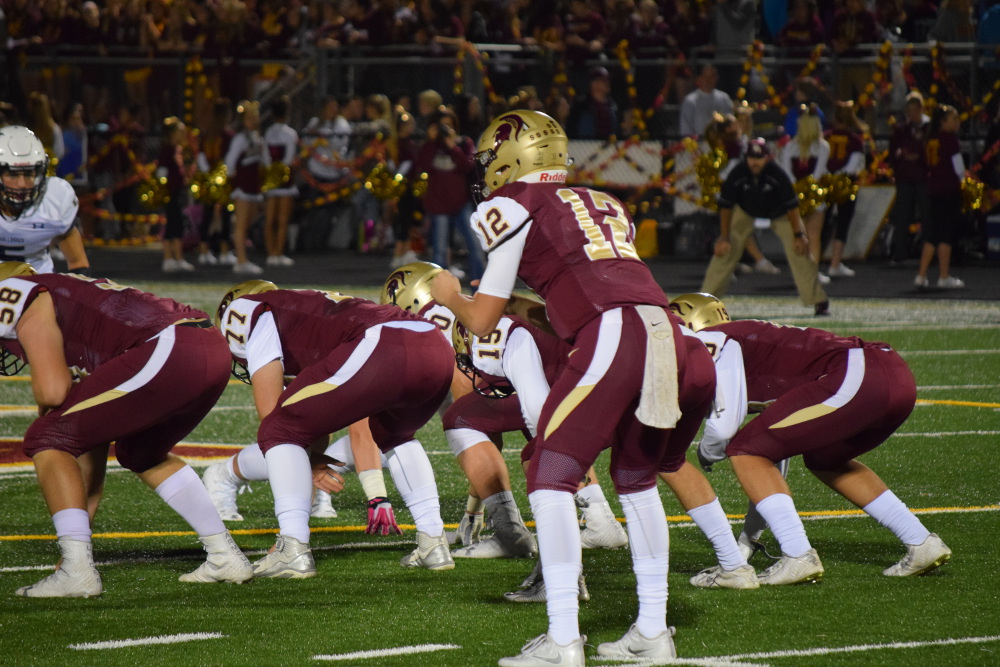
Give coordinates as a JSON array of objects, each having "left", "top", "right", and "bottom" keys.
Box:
[
  {"left": 473, "top": 195, "right": 531, "bottom": 299},
  {"left": 0, "top": 277, "right": 42, "bottom": 339},
  {"left": 693, "top": 329, "right": 748, "bottom": 458},
  {"left": 501, "top": 326, "right": 551, "bottom": 438},
  {"left": 219, "top": 297, "right": 266, "bottom": 361},
  {"left": 419, "top": 302, "right": 456, "bottom": 343},
  {"left": 244, "top": 310, "right": 284, "bottom": 378}
]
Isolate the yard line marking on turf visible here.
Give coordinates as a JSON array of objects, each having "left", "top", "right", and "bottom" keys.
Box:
[
  {"left": 715, "top": 634, "right": 1000, "bottom": 663},
  {"left": 920, "top": 384, "right": 1000, "bottom": 390},
  {"left": 3, "top": 505, "right": 998, "bottom": 543},
  {"left": 899, "top": 349, "right": 1000, "bottom": 356},
  {"left": 893, "top": 429, "right": 1000, "bottom": 437},
  {"left": 588, "top": 635, "right": 1000, "bottom": 666},
  {"left": 916, "top": 399, "right": 1000, "bottom": 408},
  {"left": 312, "top": 644, "right": 461, "bottom": 661},
  {"left": 69, "top": 633, "right": 226, "bottom": 651}
]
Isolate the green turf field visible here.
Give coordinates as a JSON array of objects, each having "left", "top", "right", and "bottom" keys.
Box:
[{"left": 1, "top": 282, "right": 999, "bottom": 666}]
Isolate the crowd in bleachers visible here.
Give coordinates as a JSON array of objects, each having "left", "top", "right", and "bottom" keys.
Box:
[{"left": 4, "top": 0, "right": 1000, "bottom": 273}]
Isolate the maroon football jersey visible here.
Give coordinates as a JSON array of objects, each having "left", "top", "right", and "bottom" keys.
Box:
[
  {"left": 1, "top": 274, "right": 208, "bottom": 371},
  {"left": 925, "top": 131, "right": 962, "bottom": 195},
  {"left": 704, "top": 319, "right": 872, "bottom": 401},
  {"left": 225, "top": 290, "right": 423, "bottom": 375},
  {"left": 825, "top": 129, "right": 864, "bottom": 174},
  {"left": 477, "top": 182, "right": 669, "bottom": 340},
  {"left": 790, "top": 154, "right": 818, "bottom": 181}
]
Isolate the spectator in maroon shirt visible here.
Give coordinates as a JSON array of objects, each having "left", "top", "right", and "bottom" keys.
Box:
[
  {"left": 887, "top": 92, "right": 931, "bottom": 263},
  {"left": 563, "top": 0, "right": 609, "bottom": 89},
  {"left": 414, "top": 108, "right": 482, "bottom": 280}
]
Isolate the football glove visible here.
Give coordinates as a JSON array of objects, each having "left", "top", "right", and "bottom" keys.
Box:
[
  {"left": 697, "top": 438, "right": 728, "bottom": 472},
  {"left": 366, "top": 497, "right": 402, "bottom": 536}
]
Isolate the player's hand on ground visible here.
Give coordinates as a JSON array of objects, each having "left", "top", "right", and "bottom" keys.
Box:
[
  {"left": 311, "top": 454, "right": 346, "bottom": 493},
  {"left": 366, "top": 497, "right": 403, "bottom": 535}
]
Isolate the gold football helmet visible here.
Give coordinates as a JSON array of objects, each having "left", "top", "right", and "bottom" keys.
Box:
[
  {"left": 380, "top": 261, "right": 443, "bottom": 313},
  {"left": 473, "top": 109, "right": 569, "bottom": 203},
  {"left": 0, "top": 261, "right": 38, "bottom": 280},
  {"left": 215, "top": 279, "right": 278, "bottom": 329},
  {"left": 668, "top": 293, "right": 730, "bottom": 331}
]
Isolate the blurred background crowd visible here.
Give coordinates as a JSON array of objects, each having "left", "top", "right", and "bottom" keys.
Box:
[{"left": 2, "top": 0, "right": 999, "bottom": 273}]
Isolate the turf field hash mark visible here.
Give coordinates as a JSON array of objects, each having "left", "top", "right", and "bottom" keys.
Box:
[
  {"left": 312, "top": 643, "right": 461, "bottom": 661},
  {"left": 69, "top": 632, "right": 226, "bottom": 650},
  {"left": 715, "top": 634, "right": 1000, "bottom": 662}
]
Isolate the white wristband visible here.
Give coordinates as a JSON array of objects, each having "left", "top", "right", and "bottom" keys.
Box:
[{"left": 358, "top": 469, "right": 388, "bottom": 501}]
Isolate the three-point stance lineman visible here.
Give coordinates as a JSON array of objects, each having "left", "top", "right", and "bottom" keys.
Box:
[
  {"left": 216, "top": 280, "right": 457, "bottom": 577},
  {"left": 0, "top": 262, "right": 251, "bottom": 598}
]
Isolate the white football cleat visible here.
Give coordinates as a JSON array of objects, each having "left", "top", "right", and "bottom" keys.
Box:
[
  {"left": 579, "top": 499, "right": 628, "bottom": 549},
  {"left": 597, "top": 624, "right": 676, "bottom": 661},
  {"left": 179, "top": 532, "right": 253, "bottom": 584},
  {"left": 689, "top": 563, "right": 760, "bottom": 589},
  {"left": 16, "top": 537, "right": 102, "bottom": 598},
  {"left": 400, "top": 531, "right": 455, "bottom": 570},
  {"left": 453, "top": 534, "right": 531, "bottom": 559},
  {"left": 758, "top": 548, "right": 824, "bottom": 585},
  {"left": 252, "top": 535, "right": 316, "bottom": 579},
  {"left": 498, "top": 633, "right": 586, "bottom": 667},
  {"left": 202, "top": 461, "right": 245, "bottom": 522},
  {"left": 447, "top": 511, "right": 484, "bottom": 546},
  {"left": 310, "top": 489, "right": 338, "bottom": 519},
  {"left": 883, "top": 533, "right": 951, "bottom": 576}
]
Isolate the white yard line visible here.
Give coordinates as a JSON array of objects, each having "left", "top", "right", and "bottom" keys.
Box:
[
  {"left": 588, "top": 634, "right": 1000, "bottom": 667},
  {"left": 312, "top": 644, "right": 461, "bottom": 661},
  {"left": 69, "top": 633, "right": 226, "bottom": 650}
]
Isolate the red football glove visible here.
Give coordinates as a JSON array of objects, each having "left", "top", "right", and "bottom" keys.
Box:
[{"left": 366, "top": 496, "right": 402, "bottom": 536}]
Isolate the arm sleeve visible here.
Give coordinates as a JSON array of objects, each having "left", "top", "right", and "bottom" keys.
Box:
[
  {"left": 474, "top": 221, "right": 530, "bottom": 299},
  {"left": 700, "top": 337, "right": 748, "bottom": 453},
  {"left": 245, "top": 311, "right": 284, "bottom": 378},
  {"left": 814, "top": 141, "right": 830, "bottom": 178},
  {"left": 502, "top": 327, "right": 551, "bottom": 438},
  {"left": 844, "top": 151, "right": 865, "bottom": 175},
  {"left": 952, "top": 152, "right": 966, "bottom": 179},
  {"left": 224, "top": 133, "right": 245, "bottom": 173}
]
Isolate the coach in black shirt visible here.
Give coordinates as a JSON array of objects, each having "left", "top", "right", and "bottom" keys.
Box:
[{"left": 700, "top": 138, "right": 830, "bottom": 316}]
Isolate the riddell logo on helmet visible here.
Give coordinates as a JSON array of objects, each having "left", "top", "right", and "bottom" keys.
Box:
[{"left": 538, "top": 172, "right": 566, "bottom": 183}]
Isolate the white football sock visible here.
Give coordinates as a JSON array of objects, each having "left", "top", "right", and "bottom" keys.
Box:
[
  {"left": 386, "top": 440, "right": 443, "bottom": 536},
  {"left": 755, "top": 493, "right": 811, "bottom": 557},
  {"left": 155, "top": 465, "right": 226, "bottom": 536},
  {"left": 863, "top": 490, "right": 931, "bottom": 546},
  {"left": 52, "top": 508, "right": 91, "bottom": 542},
  {"left": 265, "top": 444, "right": 312, "bottom": 544},
  {"left": 236, "top": 443, "right": 268, "bottom": 481},
  {"left": 576, "top": 483, "right": 608, "bottom": 505},
  {"left": 687, "top": 497, "right": 746, "bottom": 570},
  {"left": 529, "top": 489, "right": 582, "bottom": 646},
  {"left": 619, "top": 487, "right": 669, "bottom": 639}
]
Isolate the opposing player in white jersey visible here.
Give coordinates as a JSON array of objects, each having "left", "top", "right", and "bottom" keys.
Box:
[{"left": 0, "top": 126, "right": 90, "bottom": 274}]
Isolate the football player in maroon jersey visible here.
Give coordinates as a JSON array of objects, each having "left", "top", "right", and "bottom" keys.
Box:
[
  {"left": 431, "top": 110, "right": 716, "bottom": 666},
  {"left": 670, "top": 293, "right": 952, "bottom": 584},
  {"left": 215, "top": 280, "right": 457, "bottom": 578},
  {"left": 0, "top": 262, "right": 252, "bottom": 598}
]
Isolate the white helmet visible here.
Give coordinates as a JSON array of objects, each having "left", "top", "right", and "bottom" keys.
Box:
[{"left": 0, "top": 126, "right": 49, "bottom": 219}]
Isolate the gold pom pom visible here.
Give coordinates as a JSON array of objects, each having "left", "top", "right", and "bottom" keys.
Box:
[
  {"left": 961, "top": 176, "right": 984, "bottom": 213},
  {"left": 261, "top": 163, "right": 291, "bottom": 193}
]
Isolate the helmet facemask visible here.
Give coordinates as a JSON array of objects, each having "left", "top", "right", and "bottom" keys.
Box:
[{"left": 0, "top": 126, "right": 49, "bottom": 220}]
